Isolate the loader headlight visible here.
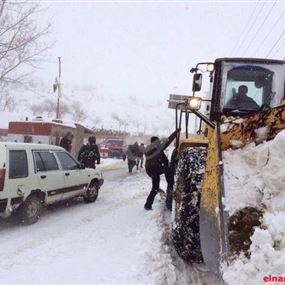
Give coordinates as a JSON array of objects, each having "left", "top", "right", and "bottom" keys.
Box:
[
  {"left": 207, "top": 63, "right": 214, "bottom": 72},
  {"left": 187, "top": 97, "right": 202, "bottom": 110}
]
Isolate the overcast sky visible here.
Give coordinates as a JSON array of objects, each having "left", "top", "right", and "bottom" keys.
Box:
[{"left": 35, "top": 0, "right": 285, "bottom": 129}]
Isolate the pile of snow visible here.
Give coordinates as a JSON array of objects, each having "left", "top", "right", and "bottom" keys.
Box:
[{"left": 223, "top": 130, "right": 285, "bottom": 284}]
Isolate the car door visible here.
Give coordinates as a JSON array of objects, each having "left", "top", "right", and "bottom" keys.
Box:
[
  {"left": 54, "top": 151, "right": 88, "bottom": 200},
  {"left": 7, "top": 149, "right": 29, "bottom": 202},
  {"left": 33, "top": 150, "right": 65, "bottom": 203}
]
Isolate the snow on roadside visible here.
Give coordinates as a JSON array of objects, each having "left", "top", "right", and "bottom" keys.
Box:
[
  {"left": 97, "top": 157, "right": 126, "bottom": 171},
  {"left": 223, "top": 130, "right": 285, "bottom": 284},
  {"left": 0, "top": 168, "right": 178, "bottom": 284}
]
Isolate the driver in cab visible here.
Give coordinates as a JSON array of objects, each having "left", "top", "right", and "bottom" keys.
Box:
[{"left": 224, "top": 85, "right": 259, "bottom": 111}]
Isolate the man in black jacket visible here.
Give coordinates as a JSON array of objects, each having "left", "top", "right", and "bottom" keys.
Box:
[
  {"left": 60, "top": 132, "right": 74, "bottom": 152},
  {"left": 78, "top": 136, "right": 100, "bottom": 169},
  {"left": 144, "top": 129, "right": 180, "bottom": 211}
]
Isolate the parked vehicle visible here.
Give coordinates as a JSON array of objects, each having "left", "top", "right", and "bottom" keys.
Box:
[
  {"left": 0, "top": 142, "right": 104, "bottom": 224},
  {"left": 99, "top": 138, "right": 127, "bottom": 159}
]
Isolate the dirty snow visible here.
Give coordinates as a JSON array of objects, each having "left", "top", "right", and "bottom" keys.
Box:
[{"left": 223, "top": 130, "right": 285, "bottom": 284}]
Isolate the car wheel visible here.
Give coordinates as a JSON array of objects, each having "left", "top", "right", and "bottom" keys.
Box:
[
  {"left": 84, "top": 182, "right": 99, "bottom": 203},
  {"left": 18, "top": 195, "right": 42, "bottom": 225}
]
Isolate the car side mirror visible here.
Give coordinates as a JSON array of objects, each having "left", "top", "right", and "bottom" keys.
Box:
[
  {"left": 192, "top": 73, "right": 202, "bottom": 92},
  {"left": 79, "top": 163, "right": 85, "bottom": 169}
]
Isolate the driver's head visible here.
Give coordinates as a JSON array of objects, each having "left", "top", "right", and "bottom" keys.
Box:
[{"left": 238, "top": 85, "right": 248, "bottom": 95}]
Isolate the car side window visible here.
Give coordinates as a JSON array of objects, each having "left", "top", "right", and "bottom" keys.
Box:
[
  {"left": 33, "top": 152, "right": 45, "bottom": 172},
  {"left": 55, "top": 151, "right": 79, "bottom": 171},
  {"left": 33, "top": 151, "right": 59, "bottom": 172},
  {"left": 9, "top": 150, "right": 28, "bottom": 179}
]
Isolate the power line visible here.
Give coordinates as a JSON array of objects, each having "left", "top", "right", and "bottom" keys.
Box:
[
  {"left": 252, "top": 7, "right": 285, "bottom": 56},
  {"left": 234, "top": 0, "right": 266, "bottom": 56},
  {"left": 241, "top": 0, "right": 278, "bottom": 57},
  {"left": 266, "top": 30, "right": 285, "bottom": 58},
  {"left": 230, "top": 0, "right": 260, "bottom": 55},
  {"left": 271, "top": 36, "right": 285, "bottom": 58}
]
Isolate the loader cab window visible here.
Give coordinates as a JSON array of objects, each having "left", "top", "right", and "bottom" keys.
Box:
[{"left": 222, "top": 65, "right": 274, "bottom": 113}]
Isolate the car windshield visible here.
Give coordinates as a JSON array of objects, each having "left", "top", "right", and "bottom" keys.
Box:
[{"left": 105, "top": 140, "right": 124, "bottom": 145}]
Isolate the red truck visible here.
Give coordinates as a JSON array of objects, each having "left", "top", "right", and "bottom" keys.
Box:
[{"left": 99, "top": 138, "right": 127, "bottom": 159}]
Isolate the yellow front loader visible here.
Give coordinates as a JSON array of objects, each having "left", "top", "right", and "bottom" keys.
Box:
[{"left": 169, "top": 58, "right": 285, "bottom": 277}]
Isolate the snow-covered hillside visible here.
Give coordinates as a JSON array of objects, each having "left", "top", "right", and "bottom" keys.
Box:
[{"left": 4, "top": 81, "right": 175, "bottom": 135}]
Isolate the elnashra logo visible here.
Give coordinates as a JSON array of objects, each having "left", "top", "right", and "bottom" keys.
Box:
[{"left": 263, "top": 275, "right": 285, "bottom": 282}]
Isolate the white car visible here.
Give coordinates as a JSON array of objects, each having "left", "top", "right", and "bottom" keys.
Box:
[{"left": 0, "top": 142, "right": 104, "bottom": 224}]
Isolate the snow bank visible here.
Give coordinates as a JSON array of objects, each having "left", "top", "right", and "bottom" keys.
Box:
[
  {"left": 223, "top": 130, "right": 285, "bottom": 284},
  {"left": 97, "top": 157, "right": 125, "bottom": 171}
]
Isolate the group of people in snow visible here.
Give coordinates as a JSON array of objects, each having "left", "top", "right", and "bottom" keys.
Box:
[
  {"left": 60, "top": 129, "right": 180, "bottom": 212},
  {"left": 123, "top": 142, "right": 145, "bottom": 173},
  {"left": 60, "top": 133, "right": 100, "bottom": 169}
]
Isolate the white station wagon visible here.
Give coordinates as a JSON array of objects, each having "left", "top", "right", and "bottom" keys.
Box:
[{"left": 0, "top": 142, "right": 104, "bottom": 224}]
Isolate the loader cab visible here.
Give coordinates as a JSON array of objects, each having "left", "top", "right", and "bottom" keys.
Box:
[{"left": 208, "top": 58, "right": 285, "bottom": 121}]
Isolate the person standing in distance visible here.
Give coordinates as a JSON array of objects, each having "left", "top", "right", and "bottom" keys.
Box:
[{"left": 78, "top": 136, "right": 100, "bottom": 169}]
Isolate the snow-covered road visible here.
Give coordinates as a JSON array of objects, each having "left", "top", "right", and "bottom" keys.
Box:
[{"left": 0, "top": 162, "right": 178, "bottom": 284}]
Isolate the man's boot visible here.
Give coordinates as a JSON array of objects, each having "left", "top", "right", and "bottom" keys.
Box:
[{"left": 144, "top": 189, "right": 157, "bottom": 211}]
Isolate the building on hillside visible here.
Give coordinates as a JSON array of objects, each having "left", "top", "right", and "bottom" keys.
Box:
[{"left": 92, "top": 128, "right": 129, "bottom": 143}]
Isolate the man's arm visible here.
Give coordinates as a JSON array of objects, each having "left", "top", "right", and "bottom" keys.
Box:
[
  {"left": 78, "top": 145, "right": 86, "bottom": 162},
  {"left": 95, "top": 145, "right": 100, "bottom": 164},
  {"left": 161, "top": 129, "right": 180, "bottom": 151},
  {"left": 161, "top": 152, "right": 169, "bottom": 168}
]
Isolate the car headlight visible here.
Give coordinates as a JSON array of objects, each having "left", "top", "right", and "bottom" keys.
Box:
[{"left": 187, "top": 96, "right": 202, "bottom": 110}]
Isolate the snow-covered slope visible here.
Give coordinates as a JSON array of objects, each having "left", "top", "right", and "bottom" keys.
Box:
[{"left": 4, "top": 81, "right": 174, "bottom": 135}]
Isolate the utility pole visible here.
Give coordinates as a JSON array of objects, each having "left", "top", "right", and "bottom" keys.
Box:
[{"left": 56, "top": 57, "right": 62, "bottom": 119}]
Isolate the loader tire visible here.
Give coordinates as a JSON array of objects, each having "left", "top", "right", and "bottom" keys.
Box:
[{"left": 172, "top": 147, "right": 206, "bottom": 264}]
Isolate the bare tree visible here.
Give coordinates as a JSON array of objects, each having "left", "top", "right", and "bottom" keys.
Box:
[
  {"left": 0, "top": 87, "right": 15, "bottom": 111},
  {"left": 30, "top": 102, "right": 44, "bottom": 115},
  {"left": 59, "top": 101, "right": 70, "bottom": 118},
  {"left": 30, "top": 99, "right": 69, "bottom": 118},
  {"left": 111, "top": 112, "right": 123, "bottom": 130},
  {"left": 91, "top": 116, "right": 101, "bottom": 129},
  {"left": 0, "top": 0, "right": 52, "bottom": 90},
  {"left": 70, "top": 100, "right": 87, "bottom": 123},
  {"left": 42, "top": 99, "right": 55, "bottom": 117}
]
